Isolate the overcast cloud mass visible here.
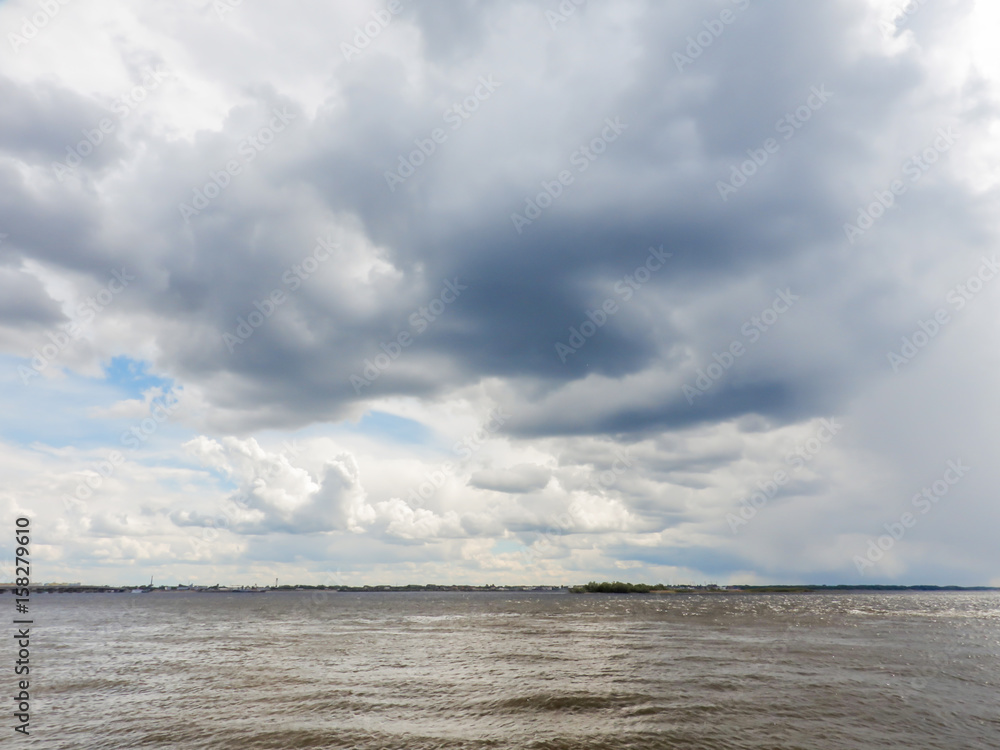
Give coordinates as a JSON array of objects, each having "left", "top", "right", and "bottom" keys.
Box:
[{"left": 1, "top": 0, "right": 999, "bottom": 586}]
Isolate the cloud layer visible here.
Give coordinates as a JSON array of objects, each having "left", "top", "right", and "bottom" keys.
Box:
[{"left": 1, "top": 0, "right": 998, "bottom": 586}]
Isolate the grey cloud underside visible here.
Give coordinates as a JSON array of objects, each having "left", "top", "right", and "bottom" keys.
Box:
[
  {"left": 469, "top": 463, "right": 551, "bottom": 493},
  {"left": 0, "top": 0, "right": 992, "bottom": 439},
  {"left": 0, "top": 76, "right": 128, "bottom": 167},
  {"left": 0, "top": 267, "right": 65, "bottom": 327}
]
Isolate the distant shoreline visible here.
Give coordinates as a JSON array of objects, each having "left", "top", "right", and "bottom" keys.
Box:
[
  {"left": 2, "top": 583, "right": 998, "bottom": 595},
  {"left": 569, "top": 582, "right": 1000, "bottom": 594}
]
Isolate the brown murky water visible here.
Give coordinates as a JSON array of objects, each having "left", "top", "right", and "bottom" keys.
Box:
[{"left": 22, "top": 591, "right": 1000, "bottom": 748}]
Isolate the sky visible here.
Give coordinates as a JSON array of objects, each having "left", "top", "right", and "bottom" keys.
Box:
[{"left": 1, "top": 0, "right": 998, "bottom": 587}]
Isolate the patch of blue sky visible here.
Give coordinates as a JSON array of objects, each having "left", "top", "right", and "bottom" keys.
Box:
[
  {"left": 491, "top": 539, "right": 526, "bottom": 555},
  {"left": 159, "top": 464, "right": 238, "bottom": 494},
  {"left": 0, "top": 353, "right": 185, "bottom": 451},
  {"left": 1, "top": 354, "right": 125, "bottom": 447},
  {"left": 347, "top": 410, "right": 433, "bottom": 446},
  {"left": 101, "top": 356, "right": 173, "bottom": 399},
  {"left": 224, "top": 411, "right": 441, "bottom": 457}
]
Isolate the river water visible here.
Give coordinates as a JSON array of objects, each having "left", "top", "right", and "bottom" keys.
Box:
[{"left": 21, "top": 591, "right": 1000, "bottom": 748}]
